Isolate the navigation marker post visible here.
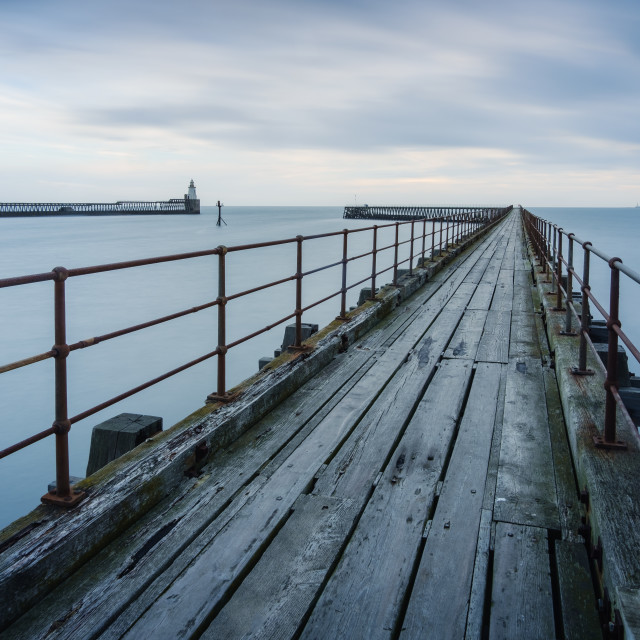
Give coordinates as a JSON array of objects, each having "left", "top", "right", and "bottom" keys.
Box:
[{"left": 216, "top": 200, "right": 226, "bottom": 227}]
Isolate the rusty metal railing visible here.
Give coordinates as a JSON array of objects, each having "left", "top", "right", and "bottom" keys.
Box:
[
  {"left": 522, "top": 208, "right": 640, "bottom": 450},
  {"left": 0, "top": 209, "right": 508, "bottom": 507}
]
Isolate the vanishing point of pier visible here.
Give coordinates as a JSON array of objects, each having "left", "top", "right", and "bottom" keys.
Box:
[{"left": 2, "top": 209, "right": 639, "bottom": 639}]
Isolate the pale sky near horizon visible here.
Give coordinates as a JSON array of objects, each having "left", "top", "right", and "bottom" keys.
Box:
[{"left": 1, "top": 0, "right": 639, "bottom": 207}]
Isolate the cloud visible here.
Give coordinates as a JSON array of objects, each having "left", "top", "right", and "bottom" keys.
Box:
[{"left": 0, "top": 0, "right": 638, "bottom": 204}]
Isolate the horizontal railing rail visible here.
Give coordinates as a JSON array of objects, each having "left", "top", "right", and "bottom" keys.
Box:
[
  {"left": 522, "top": 208, "right": 640, "bottom": 450},
  {"left": 0, "top": 208, "right": 509, "bottom": 508}
]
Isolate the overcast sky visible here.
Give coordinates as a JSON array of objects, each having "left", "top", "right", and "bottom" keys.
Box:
[{"left": 1, "top": 0, "right": 638, "bottom": 206}]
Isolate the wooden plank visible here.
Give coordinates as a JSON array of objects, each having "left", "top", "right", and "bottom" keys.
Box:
[
  {"left": 617, "top": 587, "right": 640, "bottom": 640},
  {"left": 301, "top": 359, "right": 473, "bottom": 640},
  {"left": 483, "top": 365, "right": 508, "bottom": 510},
  {"left": 509, "top": 311, "right": 540, "bottom": 360},
  {"left": 489, "top": 523, "right": 555, "bottom": 640},
  {"left": 5, "top": 347, "right": 381, "bottom": 640},
  {"left": 2, "top": 214, "right": 519, "bottom": 640},
  {"left": 543, "top": 367, "right": 582, "bottom": 542},
  {"left": 501, "top": 234, "right": 517, "bottom": 271},
  {"left": 379, "top": 237, "right": 502, "bottom": 358},
  {"left": 494, "top": 357, "right": 560, "bottom": 530},
  {"left": 464, "top": 258, "right": 490, "bottom": 284},
  {"left": 113, "top": 231, "right": 511, "bottom": 640},
  {"left": 108, "top": 217, "right": 512, "bottom": 640},
  {"left": 314, "top": 307, "right": 468, "bottom": 502},
  {"left": 448, "top": 282, "right": 480, "bottom": 307},
  {"left": 482, "top": 262, "right": 503, "bottom": 285},
  {"left": 555, "top": 541, "right": 600, "bottom": 640},
  {"left": 443, "top": 309, "right": 488, "bottom": 360},
  {"left": 118, "top": 343, "right": 437, "bottom": 639},
  {"left": 490, "top": 269, "right": 514, "bottom": 312},
  {"left": 465, "top": 509, "right": 493, "bottom": 640},
  {"left": 467, "top": 282, "right": 495, "bottom": 311},
  {"left": 512, "top": 268, "right": 534, "bottom": 313},
  {"left": 400, "top": 363, "right": 502, "bottom": 640},
  {"left": 200, "top": 494, "right": 360, "bottom": 640},
  {"left": 476, "top": 310, "right": 511, "bottom": 364},
  {"left": 99, "top": 242, "right": 503, "bottom": 639}
]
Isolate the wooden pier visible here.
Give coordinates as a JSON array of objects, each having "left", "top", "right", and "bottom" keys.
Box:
[
  {"left": 343, "top": 204, "right": 510, "bottom": 221},
  {"left": 1, "top": 211, "right": 628, "bottom": 638}
]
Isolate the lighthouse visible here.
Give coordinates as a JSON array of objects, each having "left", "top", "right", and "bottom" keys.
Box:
[
  {"left": 184, "top": 179, "right": 200, "bottom": 214},
  {"left": 187, "top": 179, "right": 197, "bottom": 200}
]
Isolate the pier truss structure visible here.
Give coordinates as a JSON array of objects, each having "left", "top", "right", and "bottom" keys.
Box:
[
  {"left": 0, "top": 197, "right": 200, "bottom": 217},
  {"left": 344, "top": 205, "right": 511, "bottom": 221}
]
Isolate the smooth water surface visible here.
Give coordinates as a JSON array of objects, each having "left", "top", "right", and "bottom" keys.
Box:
[
  {"left": 0, "top": 206, "right": 423, "bottom": 527},
  {"left": 1, "top": 205, "right": 637, "bottom": 528}
]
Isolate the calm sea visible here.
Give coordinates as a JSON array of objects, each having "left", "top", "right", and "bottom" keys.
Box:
[{"left": 0, "top": 205, "right": 637, "bottom": 528}]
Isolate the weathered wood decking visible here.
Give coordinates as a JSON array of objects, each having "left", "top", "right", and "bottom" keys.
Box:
[{"left": 3, "top": 213, "right": 601, "bottom": 639}]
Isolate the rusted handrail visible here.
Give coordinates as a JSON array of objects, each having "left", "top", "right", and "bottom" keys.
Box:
[
  {"left": 522, "top": 208, "right": 640, "bottom": 449},
  {"left": 0, "top": 208, "right": 509, "bottom": 506}
]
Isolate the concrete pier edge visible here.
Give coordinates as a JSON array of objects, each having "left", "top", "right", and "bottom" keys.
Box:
[
  {"left": 0, "top": 219, "right": 503, "bottom": 629},
  {"left": 527, "top": 228, "right": 640, "bottom": 637}
]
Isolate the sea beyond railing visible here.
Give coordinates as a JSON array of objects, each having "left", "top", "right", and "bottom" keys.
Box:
[{"left": 0, "top": 208, "right": 508, "bottom": 507}]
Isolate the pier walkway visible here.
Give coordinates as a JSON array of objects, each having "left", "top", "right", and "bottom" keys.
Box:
[{"left": 4, "top": 213, "right": 600, "bottom": 639}]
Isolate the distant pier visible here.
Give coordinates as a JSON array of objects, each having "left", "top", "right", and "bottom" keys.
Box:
[
  {"left": 0, "top": 180, "right": 200, "bottom": 217},
  {"left": 344, "top": 204, "right": 511, "bottom": 221}
]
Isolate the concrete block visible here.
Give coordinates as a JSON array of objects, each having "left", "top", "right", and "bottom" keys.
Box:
[
  {"left": 281, "top": 323, "right": 318, "bottom": 351},
  {"left": 258, "top": 356, "right": 273, "bottom": 370},
  {"left": 358, "top": 287, "right": 378, "bottom": 306},
  {"left": 274, "top": 348, "right": 282, "bottom": 358},
  {"left": 619, "top": 388, "right": 640, "bottom": 425},
  {"left": 589, "top": 320, "right": 608, "bottom": 344},
  {"left": 630, "top": 376, "right": 640, "bottom": 389},
  {"left": 593, "top": 343, "right": 630, "bottom": 387},
  {"left": 86, "top": 413, "right": 162, "bottom": 477}
]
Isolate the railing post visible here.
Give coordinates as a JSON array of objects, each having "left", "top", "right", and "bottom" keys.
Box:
[
  {"left": 555, "top": 229, "right": 564, "bottom": 310},
  {"left": 542, "top": 221, "right": 548, "bottom": 275},
  {"left": 216, "top": 246, "right": 227, "bottom": 398},
  {"left": 564, "top": 234, "right": 575, "bottom": 334},
  {"left": 370, "top": 225, "right": 378, "bottom": 300},
  {"left": 599, "top": 258, "right": 626, "bottom": 448},
  {"left": 409, "top": 219, "right": 415, "bottom": 275},
  {"left": 575, "top": 243, "right": 593, "bottom": 374},
  {"left": 439, "top": 219, "right": 443, "bottom": 256},
  {"left": 340, "top": 229, "right": 349, "bottom": 317},
  {"left": 431, "top": 219, "right": 435, "bottom": 261},
  {"left": 421, "top": 219, "right": 426, "bottom": 267},
  {"left": 536, "top": 218, "right": 542, "bottom": 263},
  {"left": 42, "top": 267, "right": 84, "bottom": 507},
  {"left": 295, "top": 235, "right": 303, "bottom": 347},
  {"left": 393, "top": 222, "right": 399, "bottom": 286}
]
